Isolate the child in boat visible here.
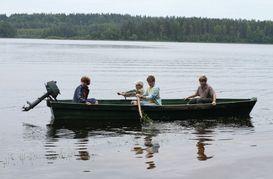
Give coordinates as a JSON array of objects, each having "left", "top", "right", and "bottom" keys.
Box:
[
  {"left": 185, "top": 75, "right": 216, "bottom": 105},
  {"left": 73, "top": 76, "right": 97, "bottom": 105},
  {"left": 117, "top": 81, "right": 144, "bottom": 97},
  {"left": 136, "top": 75, "right": 162, "bottom": 105}
]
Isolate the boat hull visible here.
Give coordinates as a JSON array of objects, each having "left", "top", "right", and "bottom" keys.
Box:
[{"left": 48, "top": 98, "right": 257, "bottom": 126}]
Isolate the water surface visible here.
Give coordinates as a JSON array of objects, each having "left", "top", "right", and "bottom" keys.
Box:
[{"left": 0, "top": 39, "right": 273, "bottom": 179}]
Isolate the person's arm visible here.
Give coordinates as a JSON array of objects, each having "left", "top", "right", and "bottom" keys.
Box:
[
  {"left": 143, "top": 87, "right": 159, "bottom": 100},
  {"left": 124, "top": 89, "right": 137, "bottom": 97},
  {"left": 118, "top": 90, "right": 136, "bottom": 97},
  {"left": 185, "top": 94, "right": 198, "bottom": 100},
  {"left": 185, "top": 89, "right": 198, "bottom": 100},
  {"left": 211, "top": 88, "right": 217, "bottom": 105},
  {"left": 75, "top": 86, "right": 87, "bottom": 103},
  {"left": 212, "top": 93, "right": 216, "bottom": 105},
  {"left": 209, "top": 86, "right": 216, "bottom": 105}
]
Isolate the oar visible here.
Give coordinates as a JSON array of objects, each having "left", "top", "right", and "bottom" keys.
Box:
[{"left": 137, "top": 96, "right": 143, "bottom": 120}]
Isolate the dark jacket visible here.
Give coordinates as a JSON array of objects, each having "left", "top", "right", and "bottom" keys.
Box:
[{"left": 73, "top": 85, "right": 89, "bottom": 103}]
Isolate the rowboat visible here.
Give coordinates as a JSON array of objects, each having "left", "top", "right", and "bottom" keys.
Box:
[
  {"left": 22, "top": 81, "right": 257, "bottom": 126},
  {"left": 47, "top": 98, "right": 257, "bottom": 126}
]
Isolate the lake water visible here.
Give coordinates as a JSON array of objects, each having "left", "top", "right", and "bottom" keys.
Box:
[{"left": 0, "top": 38, "right": 273, "bottom": 179}]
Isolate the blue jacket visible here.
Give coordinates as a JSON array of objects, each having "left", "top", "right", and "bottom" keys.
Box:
[{"left": 73, "top": 85, "right": 89, "bottom": 103}]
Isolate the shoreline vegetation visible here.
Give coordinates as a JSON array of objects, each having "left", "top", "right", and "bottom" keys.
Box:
[{"left": 0, "top": 13, "right": 273, "bottom": 44}]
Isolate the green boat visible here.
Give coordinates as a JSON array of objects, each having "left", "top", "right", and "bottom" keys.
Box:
[
  {"left": 49, "top": 98, "right": 256, "bottom": 121},
  {"left": 23, "top": 81, "right": 257, "bottom": 126}
]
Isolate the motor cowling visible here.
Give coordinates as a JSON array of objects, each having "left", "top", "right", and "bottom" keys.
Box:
[
  {"left": 45, "top": 81, "right": 60, "bottom": 100},
  {"left": 22, "top": 81, "right": 60, "bottom": 111}
]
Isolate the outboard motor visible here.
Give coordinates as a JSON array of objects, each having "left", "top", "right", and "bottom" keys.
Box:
[{"left": 22, "top": 81, "right": 60, "bottom": 111}]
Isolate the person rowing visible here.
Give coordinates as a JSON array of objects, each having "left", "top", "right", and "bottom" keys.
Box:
[
  {"left": 136, "top": 75, "right": 162, "bottom": 106},
  {"left": 185, "top": 75, "right": 216, "bottom": 105}
]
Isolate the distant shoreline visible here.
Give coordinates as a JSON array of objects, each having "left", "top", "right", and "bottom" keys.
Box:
[
  {"left": 1, "top": 13, "right": 273, "bottom": 44},
  {"left": 2, "top": 37, "right": 273, "bottom": 46}
]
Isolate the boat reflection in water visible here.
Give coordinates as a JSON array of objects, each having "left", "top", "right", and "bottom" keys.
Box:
[
  {"left": 46, "top": 126, "right": 93, "bottom": 162},
  {"left": 22, "top": 116, "right": 254, "bottom": 169}
]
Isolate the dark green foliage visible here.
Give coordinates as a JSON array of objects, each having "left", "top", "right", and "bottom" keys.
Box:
[
  {"left": 0, "top": 21, "right": 16, "bottom": 37},
  {"left": 42, "top": 24, "right": 77, "bottom": 38},
  {"left": 2, "top": 13, "right": 273, "bottom": 43}
]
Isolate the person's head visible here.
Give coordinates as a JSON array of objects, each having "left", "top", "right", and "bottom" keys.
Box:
[
  {"left": 146, "top": 75, "right": 155, "bottom": 87},
  {"left": 81, "top": 76, "right": 91, "bottom": 86},
  {"left": 199, "top": 75, "right": 207, "bottom": 87},
  {"left": 135, "top": 81, "right": 144, "bottom": 90}
]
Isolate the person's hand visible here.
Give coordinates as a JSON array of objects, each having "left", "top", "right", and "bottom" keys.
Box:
[
  {"left": 212, "top": 101, "right": 216, "bottom": 106},
  {"left": 117, "top": 92, "right": 125, "bottom": 96},
  {"left": 184, "top": 97, "right": 190, "bottom": 101},
  {"left": 136, "top": 94, "right": 143, "bottom": 98}
]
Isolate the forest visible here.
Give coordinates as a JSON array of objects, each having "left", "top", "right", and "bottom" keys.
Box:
[{"left": 0, "top": 13, "right": 273, "bottom": 43}]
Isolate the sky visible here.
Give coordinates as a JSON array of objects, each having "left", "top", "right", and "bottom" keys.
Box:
[{"left": 1, "top": 0, "right": 273, "bottom": 20}]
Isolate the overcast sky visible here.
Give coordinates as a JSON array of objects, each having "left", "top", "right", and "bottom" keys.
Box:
[{"left": 1, "top": 0, "right": 273, "bottom": 20}]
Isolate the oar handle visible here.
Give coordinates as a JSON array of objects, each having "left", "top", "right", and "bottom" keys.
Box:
[{"left": 137, "top": 97, "right": 143, "bottom": 120}]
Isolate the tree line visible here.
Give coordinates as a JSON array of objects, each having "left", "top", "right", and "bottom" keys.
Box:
[{"left": 1, "top": 13, "right": 273, "bottom": 43}]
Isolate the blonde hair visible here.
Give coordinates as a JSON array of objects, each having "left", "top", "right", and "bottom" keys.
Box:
[{"left": 135, "top": 81, "right": 144, "bottom": 87}]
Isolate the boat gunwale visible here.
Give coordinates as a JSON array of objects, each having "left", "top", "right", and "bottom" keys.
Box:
[{"left": 50, "top": 98, "right": 257, "bottom": 108}]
